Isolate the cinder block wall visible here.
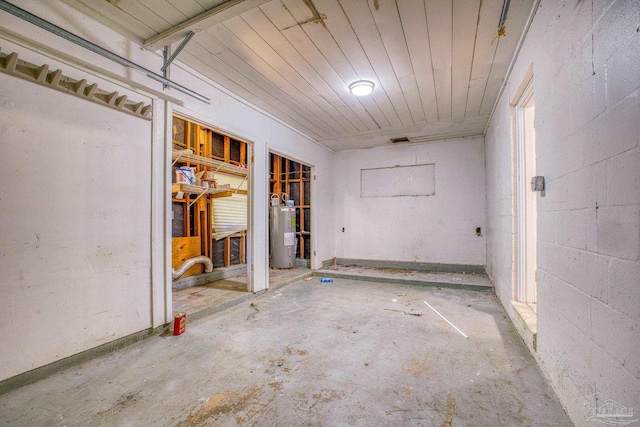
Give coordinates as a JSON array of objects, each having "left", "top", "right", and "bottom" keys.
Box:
[{"left": 485, "top": 1, "right": 639, "bottom": 425}]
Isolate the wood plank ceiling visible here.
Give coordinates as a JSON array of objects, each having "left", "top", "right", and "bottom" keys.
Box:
[{"left": 65, "top": 0, "right": 534, "bottom": 151}]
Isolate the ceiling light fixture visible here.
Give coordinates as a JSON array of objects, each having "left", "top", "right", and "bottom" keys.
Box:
[{"left": 349, "top": 80, "right": 375, "bottom": 96}]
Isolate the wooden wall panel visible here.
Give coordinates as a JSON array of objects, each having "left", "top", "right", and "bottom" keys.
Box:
[{"left": 172, "top": 236, "right": 203, "bottom": 277}]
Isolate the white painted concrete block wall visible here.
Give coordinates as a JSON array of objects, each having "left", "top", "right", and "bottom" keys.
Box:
[
  {"left": 0, "top": 71, "right": 154, "bottom": 381},
  {"left": 485, "top": 1, "right": 640, "bottom": 424},
  {"left": 0, "top": 1, "right": 334, "bottom": 381},
  {"left": 334, "top": 137, "right": 486, "bottom": 265}
]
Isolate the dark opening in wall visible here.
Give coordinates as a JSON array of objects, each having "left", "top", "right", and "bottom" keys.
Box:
[{"left": 269, "top": 153, "right": 312, "bottom": 261}]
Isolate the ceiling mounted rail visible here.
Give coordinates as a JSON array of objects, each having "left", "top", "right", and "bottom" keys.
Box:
[{"left": 0, "top": 0, "right": 210, "bottom": 103}]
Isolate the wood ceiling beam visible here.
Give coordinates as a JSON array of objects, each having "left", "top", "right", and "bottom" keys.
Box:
[{"left": 143, "top": 0, "right": 273, "bottom": 51}]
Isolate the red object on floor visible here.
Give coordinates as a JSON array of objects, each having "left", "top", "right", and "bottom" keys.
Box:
[{"left": 173, "top": 313, "right": 186, "bottom": 335}]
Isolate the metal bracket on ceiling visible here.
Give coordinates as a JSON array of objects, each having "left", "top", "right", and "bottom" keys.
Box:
[
  {"left": 161, "top": 31, "right": 194, "bottom": 89},
  {"left": 162, "top": 46, "right": 171, "bottom": 89},
  {"left": 0, "top": 0, "right": 209, "bottom": 103}
]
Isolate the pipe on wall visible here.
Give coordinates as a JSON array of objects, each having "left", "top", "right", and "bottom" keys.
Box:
[
  {"left": 172, "top": 256, "right": 214, "bottom": 281},
  {"left": 498, "top": 0, "right": 511, "bottom": 30}
]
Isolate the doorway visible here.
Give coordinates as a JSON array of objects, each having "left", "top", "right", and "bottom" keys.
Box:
[
  {"left": 268, "top": 153, "right": 313, "bottom": 284},
  {"left": 514, "top": 78, "right": 537, "bottom": 309},
  {"left": 170, "top": 115, "right": 252, "bottom": 317}
]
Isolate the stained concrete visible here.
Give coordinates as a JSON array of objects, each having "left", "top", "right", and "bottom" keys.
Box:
[
  {"left": 0, "top": 278, "right": 571, "bottom": 426},
  {"left": 173, "top": 267, "right": 311, "bottom": 321},
  {"left": 173, "top": 265, "right": 247, "bottom": 291}
]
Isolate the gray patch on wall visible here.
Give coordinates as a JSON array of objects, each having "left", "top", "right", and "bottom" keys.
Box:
[{"left": 361, "top": 164, "right": 435, "bottom": 198}]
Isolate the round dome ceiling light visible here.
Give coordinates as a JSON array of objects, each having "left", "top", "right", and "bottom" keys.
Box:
[{"left": 349, "top": 80, "right": 375, "bottom": 96}]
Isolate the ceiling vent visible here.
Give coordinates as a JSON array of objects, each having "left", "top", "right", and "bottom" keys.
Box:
[{"left": 390, "top": 136, "right": 410, "bottom": 143}]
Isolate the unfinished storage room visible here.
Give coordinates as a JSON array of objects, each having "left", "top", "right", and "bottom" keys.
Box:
[
  {"left": 0, "top": 0, "right": 638, "bottom": 426},
  {"left": 170, "top": 115, "right": 254, "bottom": 318}
]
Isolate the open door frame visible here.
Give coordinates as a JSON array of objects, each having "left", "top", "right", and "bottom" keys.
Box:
[{"left": 512, "top": 69, "right": 537, "bottom": 305}]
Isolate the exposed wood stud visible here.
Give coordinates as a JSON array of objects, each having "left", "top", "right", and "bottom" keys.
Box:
[
  {"left": 172, "top": 115, "right": 249, "bottom": 272},
  {"left": 224, "top": 236, "right": 231, "bottom": 267},
  {"left": 239, "top": 142, "right": 246, "bottom": 164},
  {"left": 269, "top": 153, "right": 311, "bottom": 260},
  {"left": 185, "top": 121, "right": 192, "bottom": 151},
  {"left": 224, "top": 135, "right": 230, "bottom": 163},
  {"left": 239, "top": 235, "right": 246, "bottom": 263}
]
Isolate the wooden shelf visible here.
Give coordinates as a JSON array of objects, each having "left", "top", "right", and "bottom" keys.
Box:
[
  {"left": 172, "top": 149, "right": 248, "bottom": 177},
  {"left": 171, "top": 116, "right": 250, "bottom": 272},
  {"left": 171, "top": 183, "right": 233, "bottom": 198}
]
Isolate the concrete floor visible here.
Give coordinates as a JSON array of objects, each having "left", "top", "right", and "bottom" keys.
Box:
[
  {"left": 173, "top": 266, "right": 310, "bottom": 320},
  {"left": 0, "top": 278, "right": 572, "bottom": 426},
  {"left": 318, "top": 265, "right": 493, "bottom": 292}
]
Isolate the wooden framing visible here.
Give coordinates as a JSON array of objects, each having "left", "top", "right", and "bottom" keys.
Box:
[
  {"left": 171, "top": 116, "right": 248, "bottom": 276},
  {"left": 269, "top": 154, "right": 311, "bottom": 260}
]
